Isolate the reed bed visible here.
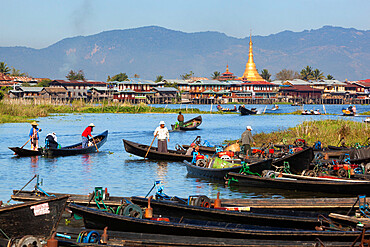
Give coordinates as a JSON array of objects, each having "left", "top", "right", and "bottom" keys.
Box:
[
  {"left": 253, "top": 119, "right": 370, "bottom": 147},
  {"left": 0, "top": 99, "right": 203, "bottom": 123}
]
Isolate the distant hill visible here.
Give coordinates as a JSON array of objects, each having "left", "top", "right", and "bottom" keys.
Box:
[{"left": 0, "top": 25, "right": 368, "bottom": 81}]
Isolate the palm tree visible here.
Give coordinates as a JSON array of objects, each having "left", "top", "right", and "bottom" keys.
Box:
[
  {"left": 10, "top": 67, "right": 27, "bottom": 76},
  {"left": 326, "top": 74, "right": 334, "bottom": 80},
  {"left": 260, "top": 69, "right": 271, "bottom": 82},
  {"left": 300, "top": 66, "right": 313, "bottom": 81},
  {"left": 312, "top": 69, "right": 324, "bottom": 81},
  {"left": 211, "top": 71, "right": 220, "bottom": 80},
  {"left": 155, "top": 75, "right": 163, "bottom": 82},
  {"left": 0, "top": 62, "right": 10, "bottom": 75}
]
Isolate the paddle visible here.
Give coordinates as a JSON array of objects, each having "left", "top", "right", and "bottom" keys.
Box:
[
  {"left": 91, "top": 136, "right": 99, "bottom": 152},
  {"left": 21, "top": 128, "right": 42, "bottom": 149},
  {"left": 7, "top": 174, "right": 37, "bottom": 204},
  {"left": 145, "top": 135, "right": 156, "bottom": 159}
]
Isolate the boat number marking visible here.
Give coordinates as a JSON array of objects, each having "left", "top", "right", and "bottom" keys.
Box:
[{"left": 30, "top": 203, "right": 50, "bottom": 216}]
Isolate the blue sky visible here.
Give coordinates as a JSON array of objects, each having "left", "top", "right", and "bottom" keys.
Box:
[{"left": 2, "top": 0, "right": 369, "bottom": 49}]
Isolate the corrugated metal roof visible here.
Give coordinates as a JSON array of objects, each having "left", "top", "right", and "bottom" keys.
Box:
[
  {"left": 152, "top": 87, "right": 178, "bottom": 92},
  {"left": 18, "top": 87, "right": 44, "bottom": 92}
]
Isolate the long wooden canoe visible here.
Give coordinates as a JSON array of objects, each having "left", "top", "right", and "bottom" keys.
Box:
[
  {"left": 184, "top": 158, "right": 273, "bottom": 179},
  {"left": 227, "top": 172, "right": 370, "bottom": 195},
  {"left": 0, "top": 195, "right": 68, "bottom": 239},
  {"left": 123, "top": 139, "right": 193, "bottom": 161},
  {"left": 239, "top": 106, "right": 257, "bottom": 115},
  {"left": 129, "top": 196, "right": 321, "bottom": 230},
  {"left": 44, "top": 130, "right": 108, "bottom": 157},
  {"left": 171, "top": 115, "right": 202, "bottom": 131},
  {"left": 12, "top": 189, "right": 360, "bottom": 211},
  {"left": 8, "top": 147, "right": 43, "bottom": 157},
  {"left": 69, "top": 203, "right": 360, "bottom": 241}
]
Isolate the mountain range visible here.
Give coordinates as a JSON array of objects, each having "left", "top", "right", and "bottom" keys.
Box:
[{"left": 0, "top": 25, "right": 369, "bottom": 81}]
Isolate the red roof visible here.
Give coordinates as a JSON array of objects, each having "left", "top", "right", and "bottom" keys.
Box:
[
  {"left": 355, "top": 79, "right": 370, "bottom": 87},
  {"left": 0, "top": 73, "right": 12, "bottom": 81}
]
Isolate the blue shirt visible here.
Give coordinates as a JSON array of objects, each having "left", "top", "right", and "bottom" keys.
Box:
[{"left": 29, "top": 127, "right": 39, "bottom": 139}]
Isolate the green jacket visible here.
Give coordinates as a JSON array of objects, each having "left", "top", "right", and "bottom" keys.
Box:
[{"left": 240, "top": 130, "right": 254, "bottom": 145}]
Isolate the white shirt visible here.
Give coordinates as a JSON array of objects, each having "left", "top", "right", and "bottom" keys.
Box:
[{"left": 154, "top": 126, "right": 169, "bottom": 140}]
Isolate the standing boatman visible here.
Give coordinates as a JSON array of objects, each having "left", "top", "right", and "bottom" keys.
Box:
[
  {"left": 82, "top": 123, "right": 95, "bottom": 148},
  {"left": 177, "top": 112, "right": 184, "bottom": 127},
  {"left": 154, "top": 121, "right": 170, "bottom": 153},
  {"left": 239, "top": 125, "right": 256, "bottom": 157},
  {"left": 29, "top": 121, "right": 41, "bottom": 150}
]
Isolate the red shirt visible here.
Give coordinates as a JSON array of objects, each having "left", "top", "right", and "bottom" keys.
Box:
[{"left": 82, "top": 127, "right": 92, "bottom": 138}]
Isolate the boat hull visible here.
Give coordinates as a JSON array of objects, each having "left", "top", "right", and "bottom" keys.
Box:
[
  {"left": 185, "top": 159, "right": 273, "bottom": 179},
  {"left": 0, "top": 196, "right": 68, "bottom": 239},
  {"left": 123, "top": 139, "right": 193, "bottom": 161},
  {"left": 172, "top": 115, "right": 202, "bottom": 131},
  {"left": 69, "top": 203, "right": 360, "bottom": 241},
  {"left": 9, "top": 147, "right": 43, "bottom": 157},
  {"left": 227, "top": 172, "right": 370, "bottom": 195},
  {"left": 45, "top": 130, "right": 108, "bottom": 157}
]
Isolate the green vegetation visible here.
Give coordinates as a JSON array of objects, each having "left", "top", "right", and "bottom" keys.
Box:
[
  {"left": 0, "top": 99, "right": 206, "bottom": 123},
  {"left": 275, "top": 69, "right": 300, "bottom": 81},
  {"left": 66, "top": 70, "right": 85, "bottom": 80},
  {"left": 0, "top": 62, "right": 11, "bottom": 74},
  {"left": 107, "top": 73, "right": 129, "bottom": 82},
  {"left": 180, "top": 71, "right": 194, "bottom": 80},
  {"left": 211, "top": 71, "right": 220, "bottom": 80},
  {"left": 253, "top": 119, "right": 370, "bottom": 147},
  {"left": 155, "top": 75, "right": 163, "bottom": 82},
  {"left": 260, "top": 69, "right": 271, "bottom": 82}
]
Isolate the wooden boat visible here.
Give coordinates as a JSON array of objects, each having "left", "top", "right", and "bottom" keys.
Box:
[
  {"left": 342, "top": 108, "right": 355, "bottom": 116},
  {"left": 216, "top": 105, "right": 237, "bottom": 112},
  {"left": 57, "top": 226, "right": 352, "bottom": 247},
  {"left": 226, "top": 171, "right": 370, "bottom": 195},
  {"left": 239, "top": 106, "right": 257, "bottom": 115},
  {"left": 69, "top": 203, "right": 361, "bottom": 241},
  {"left": 44, "top": 130, "right": 108, "bottom": 157},
  {"left": 0, "top": 195, "right": 68, "bottom": 239},
  {"left": 8, "top": 147, "right": 43, "bottom": 157},
  {"left": 184, "top": 158, "right": 273, "bottom": 179},
  {"left": 123, "top": 139, "right": 193, "bottom": 161},
  {"left": 272, "top": 147, "right": 314, "bottom": 174},
  {"left": 129, "top": 196, "right": 321, "bottom": 230},
  {"left": 12, "top": 189, "right": 360, "bottom": 212},
  {"left": 171, "top": 115, "right": 202, "bottom": 131}
]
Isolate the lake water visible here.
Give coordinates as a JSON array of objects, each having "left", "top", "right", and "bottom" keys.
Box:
[{"left": 0, "top": 104, "right": 369, "bottom": 203}]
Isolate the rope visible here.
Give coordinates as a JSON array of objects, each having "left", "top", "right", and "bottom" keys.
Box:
[{"left": 0, "top": 228, "right": 10, "bottom": 240}]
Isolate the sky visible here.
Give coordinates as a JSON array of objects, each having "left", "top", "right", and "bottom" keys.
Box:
[{"left": 1, "top": 0, "right": 369, "bottom": 49}]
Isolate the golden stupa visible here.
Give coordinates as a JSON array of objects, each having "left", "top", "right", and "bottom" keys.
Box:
[{"left": 240, "top": 34, "right": 265, "bottom": 81}]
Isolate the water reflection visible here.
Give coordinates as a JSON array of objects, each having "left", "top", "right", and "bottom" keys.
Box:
[
  {"left": 30, "top": 156, "right": 39, "bottom": 174},
  {"left": 155, "top": 161, "right": 168, "bottom": 181}
]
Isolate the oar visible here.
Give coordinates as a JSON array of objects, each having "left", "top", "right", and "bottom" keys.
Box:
[
  {"left": 7, "top": 174, "right": 37, "bottom": 204},
  {"left": 145, "top": 136, "right": 156, "bottom": 159},
  {"left": 21, "top": 128, "right": 41, "bottom": 149},
  {"left": 91, "top": 136, "right": 99, "bottom": 152}
]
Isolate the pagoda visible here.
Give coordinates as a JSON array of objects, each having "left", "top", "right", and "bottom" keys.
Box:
[
  {"left": 240, "top": 35, "right": 265, "bottom": 82},
  {"left": 218, "top": 65, "right": 237, "bottom": 81}
]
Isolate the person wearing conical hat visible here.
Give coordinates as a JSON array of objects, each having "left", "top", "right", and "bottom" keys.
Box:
[
  {"left": 82, "top": 123, "right": 95, "bottom": 148},
  {"left": 154, "top": 121, "right": 169, "bottom": 153},
  {"left": 29, "top": 121, "right": 41, "bottom": 151}
]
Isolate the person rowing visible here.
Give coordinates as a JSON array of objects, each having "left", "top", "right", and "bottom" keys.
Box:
[
  {"left": 154, "top": 121, "right": 170, "bottom": 153},
  {"left": 81, "top": 123, "right": 95, "bottom": 148},
  {"left": 177, "top": 112, "right": 184, "bottom": 127},
  {"left": 29, "top": 121, "right": 42, "bottom": 151}
]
